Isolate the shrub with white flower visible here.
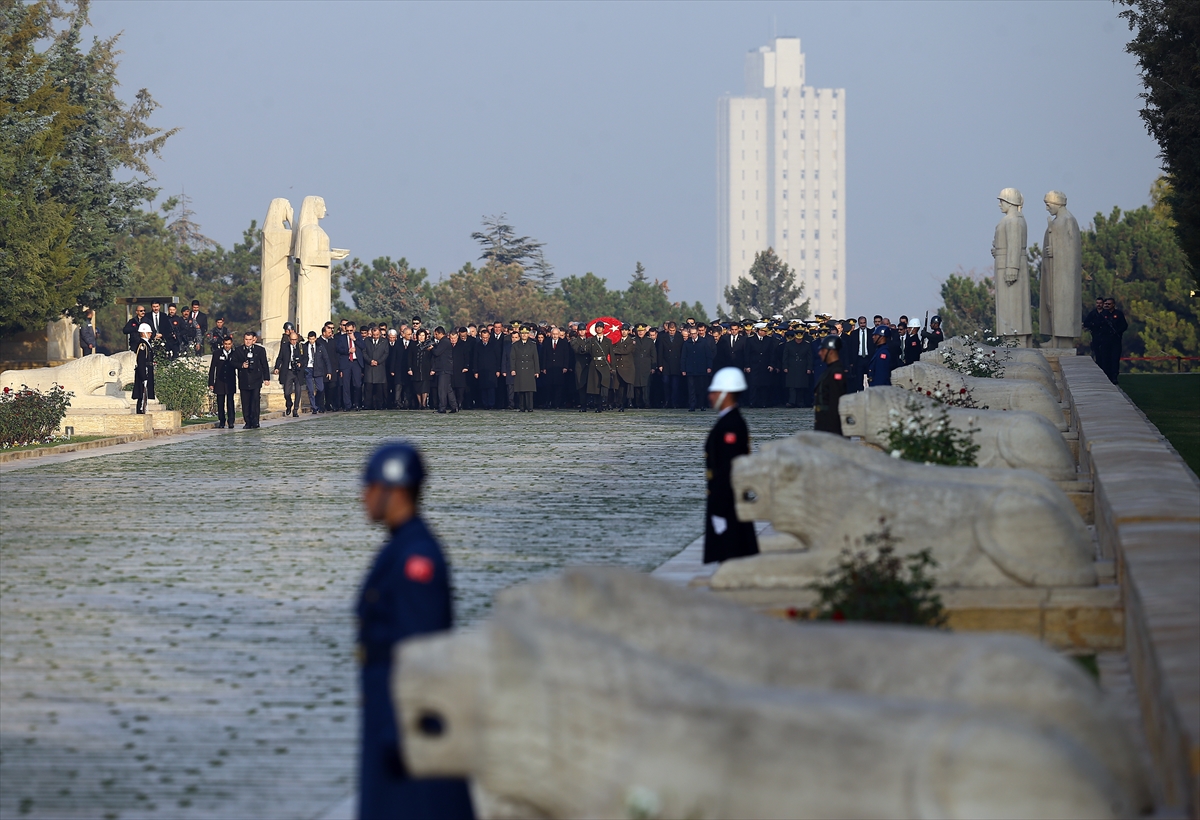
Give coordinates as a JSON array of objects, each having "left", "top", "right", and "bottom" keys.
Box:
[
  {"left": 880, "top": 397, "right": 980, "bottom": 467},
  {"left": 909, "top": 379, "right": 986, "bottom": 409},
  {"left": 942, "top": 333, "right": 1007, "bottom": 378}
]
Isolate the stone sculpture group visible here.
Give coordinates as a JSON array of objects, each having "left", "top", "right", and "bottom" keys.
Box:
[
  {"left": 395, "top": 568, "right": 1147, "bottom": 819},
  {"left": 260, "top": 196, "right": 348, "bottom": 343},
  {"left": 991, "top": 188, "right": 1082, "bottom": 348}
]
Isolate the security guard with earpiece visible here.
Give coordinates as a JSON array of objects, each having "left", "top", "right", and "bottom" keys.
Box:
[
  {"left": 812, "top": 335, "right": 846, "bottom": 435},
  {"left": 356, "top": 442, "right": 475, "bottom": 820}
]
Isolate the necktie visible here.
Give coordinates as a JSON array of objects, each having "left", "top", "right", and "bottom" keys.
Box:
[{"left": 349, "top": 336, "right": 356, "bottom": 360}]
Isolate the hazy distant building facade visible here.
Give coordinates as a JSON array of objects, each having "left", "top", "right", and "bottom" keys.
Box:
[{"left": 717, "top": 37, "right": 846, "bottom": 318}]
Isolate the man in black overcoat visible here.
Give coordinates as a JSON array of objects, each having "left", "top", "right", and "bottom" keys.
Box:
[{"left": 703, "top": 367, "right": 759, "bottom": 564}]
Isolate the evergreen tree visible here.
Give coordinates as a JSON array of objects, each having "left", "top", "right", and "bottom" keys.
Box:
[
  {"left": 717, "top": 248, "right": 808, "bottom": 321},
  {"left": 433, "top": 262, "right": 565, "bottom": 328},
  {"left": 1119, "top": 0, "right": 1200, "bottom": 285},
  {"left": 470, "top": 214, "right": 545, "bottom": 269},
  {"left": 560, "top": 272, "right": 621, "bottom": 322},
  {"left": 338, "top": 256, "right": 434, "bottom": 327},
  {"left": 0, "top": 0, "right": 177, "bottom": 331},
  {"left": 935, "top": 268, "right": 995, "bottom": 338}
]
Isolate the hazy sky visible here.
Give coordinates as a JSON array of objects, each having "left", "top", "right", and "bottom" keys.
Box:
[{"left": 89, "top": 0, "right": 1160, "bottom": 319}]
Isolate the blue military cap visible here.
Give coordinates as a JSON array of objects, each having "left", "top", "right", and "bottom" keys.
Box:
[
  {"left": 873, "top": 325, "right": 890, "bottom": 339},
  {"left": 363, "top": 441, "right": 426, "bottom": 488}
]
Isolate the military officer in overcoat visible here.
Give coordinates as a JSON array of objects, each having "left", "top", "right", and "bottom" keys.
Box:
[
  {"left": 356, "top": 441, "right": 475, "bottom": 820},
  {"left": 609, "top": 324, "right": 637, "bottom": 411},
  {"left": 703, "top": 367, "right": 759, "bottom": 563}
]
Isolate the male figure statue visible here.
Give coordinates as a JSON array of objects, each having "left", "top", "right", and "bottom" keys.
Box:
[
  {"left": 293, "top": 196, "right": 349, "bottom": 337},
  {"left": 1040, "top": 190, "right": 1082, "bottom": 348},
  {"left": 992, "top": 188, "right": 1032, "bottom": 347}
]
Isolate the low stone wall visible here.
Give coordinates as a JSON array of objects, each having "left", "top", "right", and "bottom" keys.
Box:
[{"left": 1060, "top": 356, "right": 1200, "bottom": 817}]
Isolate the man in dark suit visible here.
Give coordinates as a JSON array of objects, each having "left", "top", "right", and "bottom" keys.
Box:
[
  {"left": 450, "top": 329, "right": 472, "bottom": 410},
  {"left": 336, "top": 321, "right": 364, "bottom": 411},
  {"left": 208, "top": 335, "right": 238, "bottom": 427},
  {"left": 471, "top": 328, "right": 502, "bottom": 409},
  {"left": 703, "top": 367, "right": 759, "bottom": 563},
  {"left": 541, "top": 326, "right": 571, "bottom": 409},
  {"left": 274, "top": 328, "right": 305, "bottom": 416},
  {"left": 388, "top": 328, "right": 411, "bottom": 409},
  {"left": 162, "top": 304, "right": 183, "bottom": 358},
  {"left": 429, "top": 327, "right": 457, "bottom": 413},
  {"left": 304, "top": 330, "right": 330, "bottom": 414},
  {"left": 190, "top": 300, "right": 208, "bottom": 339},
  {"left": 123, "top": 305, "right": 147, "bottom": 351},
  {"left": 319, "top": 323, "right": 340, "bottom": 411},
  {"left": 743, "top": 324, "right": 776, "bottom": 407},
  {"left": 230, "top": 331, "right": 270, "bottom": 429},
  {"left": 657, "top": 321, "right": 685, "bottom": 408},
  {"left": 712, "top": 323, "right": 746, "bottom": 372},
  {"left": 843, "top": 315, "right": 873, "bottom": 394},
  {"left": 145, "top": 301, "right": 165, "bottom": 342}
]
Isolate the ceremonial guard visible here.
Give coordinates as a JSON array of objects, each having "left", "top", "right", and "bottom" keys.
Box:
[
  {"left": 230, "top": 331, "right": 270, "bottom": 429},
  {"left": 812, "top": 335, "right": 846, "bottom": 435},
  {"left": 132, "top": 323, "right": 155, "bottom": 414},
  {"left": 921, "top": 315, "right": 945, "bottom": 352},
  {"left": 208, "top": 335, "right": 237, "bottom": 427},
  {"left": 702, "top": 368, "right": 759, "bottom": 563},
  {"left": 584, "top": 323, "right": 613, "bottom": 412},
  {"left": 867, "top": 326, "right": 894, "bottom": 387},
  {"left": 356, "top": 442, "right": 476, "bottom": 820}
]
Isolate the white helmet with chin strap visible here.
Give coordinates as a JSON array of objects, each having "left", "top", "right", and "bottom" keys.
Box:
[{"left": 708, "top": 367, "right": 747, "bottom": 409}]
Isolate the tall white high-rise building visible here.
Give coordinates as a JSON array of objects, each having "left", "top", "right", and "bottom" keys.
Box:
[{"left": 717, "top": 37, "right": 846, "bottom": 318}]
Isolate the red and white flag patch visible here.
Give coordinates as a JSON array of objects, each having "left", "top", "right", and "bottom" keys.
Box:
[
  {"left": 834, "top": 373, "right": 843, "bottom": 380},
  {"left": 724, "top": 431, "right": 737, "bottom": 444},
  {"left": 405, "top": 555, "right": 434, "bottom": 583}
]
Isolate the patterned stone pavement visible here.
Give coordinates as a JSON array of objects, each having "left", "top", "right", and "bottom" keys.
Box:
[{"left": 0, "top": 407, "right": 810, "bottom": 819}]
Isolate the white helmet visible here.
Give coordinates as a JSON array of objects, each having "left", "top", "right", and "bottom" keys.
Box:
[
  {"left": 138, "top": 323, "right": 152, "bottom": 333},
  {"left": 708, "top": 367, "right": 747, "bottom": 393}
]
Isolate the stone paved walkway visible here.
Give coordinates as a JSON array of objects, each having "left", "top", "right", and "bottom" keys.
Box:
[{"left": 0, "top": 407, "right": 810, "bottom": 819}]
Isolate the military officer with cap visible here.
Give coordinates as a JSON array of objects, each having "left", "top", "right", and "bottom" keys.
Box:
[
  {"left": 703, "top": 367, "right": 759, "bottom": 563},
  {"left": 812, "top": 335, "right": 846, "bottom": 435},
  {"left": 356, "top": 441, "right": 475, "bottom": 820},
  {"left": 922, "top": 315, "right": 945, "bottom": 352}
]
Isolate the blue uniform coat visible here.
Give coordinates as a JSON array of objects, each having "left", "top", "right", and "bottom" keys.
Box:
[{"left": 356, "top": 517, "right": 474, "bottom": 820}]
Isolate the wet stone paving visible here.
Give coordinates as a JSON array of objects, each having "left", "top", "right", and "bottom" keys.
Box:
[{"left": 0, "top": 407, "right": 809, "bottom": 819}]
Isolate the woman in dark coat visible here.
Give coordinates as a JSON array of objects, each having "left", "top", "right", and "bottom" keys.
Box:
[{"left": 407, "top": 329, "right": 433, "bottom": 409}]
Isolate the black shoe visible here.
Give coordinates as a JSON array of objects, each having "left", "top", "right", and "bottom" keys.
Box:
[
  {"left": 437, "top": 409, "right": 447, "bottom": 414},
  {"left": 242, "top": 424, "right": 251, "bottom": 429}
]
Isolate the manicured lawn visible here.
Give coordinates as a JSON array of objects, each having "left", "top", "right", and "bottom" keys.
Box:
[{"left": 1121, "top": 373, "right": 1200, "bottom": 476}]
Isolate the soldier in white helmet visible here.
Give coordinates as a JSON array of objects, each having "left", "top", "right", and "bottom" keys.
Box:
[
  {"left": 702, "top": 367, "right": 759, "bottom": 563},
  {"left": 133, "top": 323, "right": 155, "bottom": 414}
]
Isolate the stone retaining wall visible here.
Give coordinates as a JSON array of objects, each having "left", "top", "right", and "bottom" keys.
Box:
[{"left": 1060, "top": 356, "right": 1200, "bottom": 817}]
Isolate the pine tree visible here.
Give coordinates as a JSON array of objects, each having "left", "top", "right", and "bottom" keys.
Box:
[{"left": 718, "top": 248, "right": 808, "bottom": 321}]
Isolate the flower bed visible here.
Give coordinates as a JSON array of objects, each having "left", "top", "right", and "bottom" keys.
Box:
[{"left": 0, "top": 384, "right": 74, "bottom": 448}]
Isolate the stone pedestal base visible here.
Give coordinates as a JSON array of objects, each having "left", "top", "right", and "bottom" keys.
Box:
[{"left": 57, "top": 404, "right": 181, "bottom": 436}]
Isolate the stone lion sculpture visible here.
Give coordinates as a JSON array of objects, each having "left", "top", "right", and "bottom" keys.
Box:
[
  {"left": 492, "top": 568, "right": 1149, "bottom": 812},
  {"left": 891, "top": 360, "right": 1067, "bottom": 430},
  {"left": 925, "top": 345, "right": 1059, "bottom": 395},
  {"left": 1, "top": 352, "right": 138, "bottom": 409},
  {"left": 838, "top": 386, "right": 1076, "bottom": 480},
  {"left": 711, "top": 432, "right": 1094, "bottom": 590},
  {"left": 393, "top": 569, "right": 1142, "bottom": 819}
]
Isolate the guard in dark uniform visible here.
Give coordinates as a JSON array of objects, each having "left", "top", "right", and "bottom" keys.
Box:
[
  {"left": 132, "top": 323, "right": 155, "bottom": 414},
  {"left": 812, "top": 335, "right": 846, "bottom": 435},
  {"left": 703, "top": 367, "right": 759, "bottom": 564},
  {"left": 356, "top": 442, "right": 475, "bottom": 820},
  {"left": 867, "top": 326, "right": 893, "bottom": 387},
  {"left": 921, "top": 315, "right": 945, "bottom": 352}
]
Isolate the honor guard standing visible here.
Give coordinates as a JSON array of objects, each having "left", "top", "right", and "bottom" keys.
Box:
[
  {"left": 922, "top": 315, "right": 945, "bottom": 352},
  {"left": 356, "top": 442, "right": 476, "bottom": 820},
  {"left": 867, "top": 326, "right": 894, "bottom": 387},
  {"left": 132, "top": 323, "right": 155, "bottom": 414},
  {"left": 812, "top": 335, "right": 846, "bottom": 435},
  {"left": 703, "top": 367, "right": 759, "bottom": 563}
]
